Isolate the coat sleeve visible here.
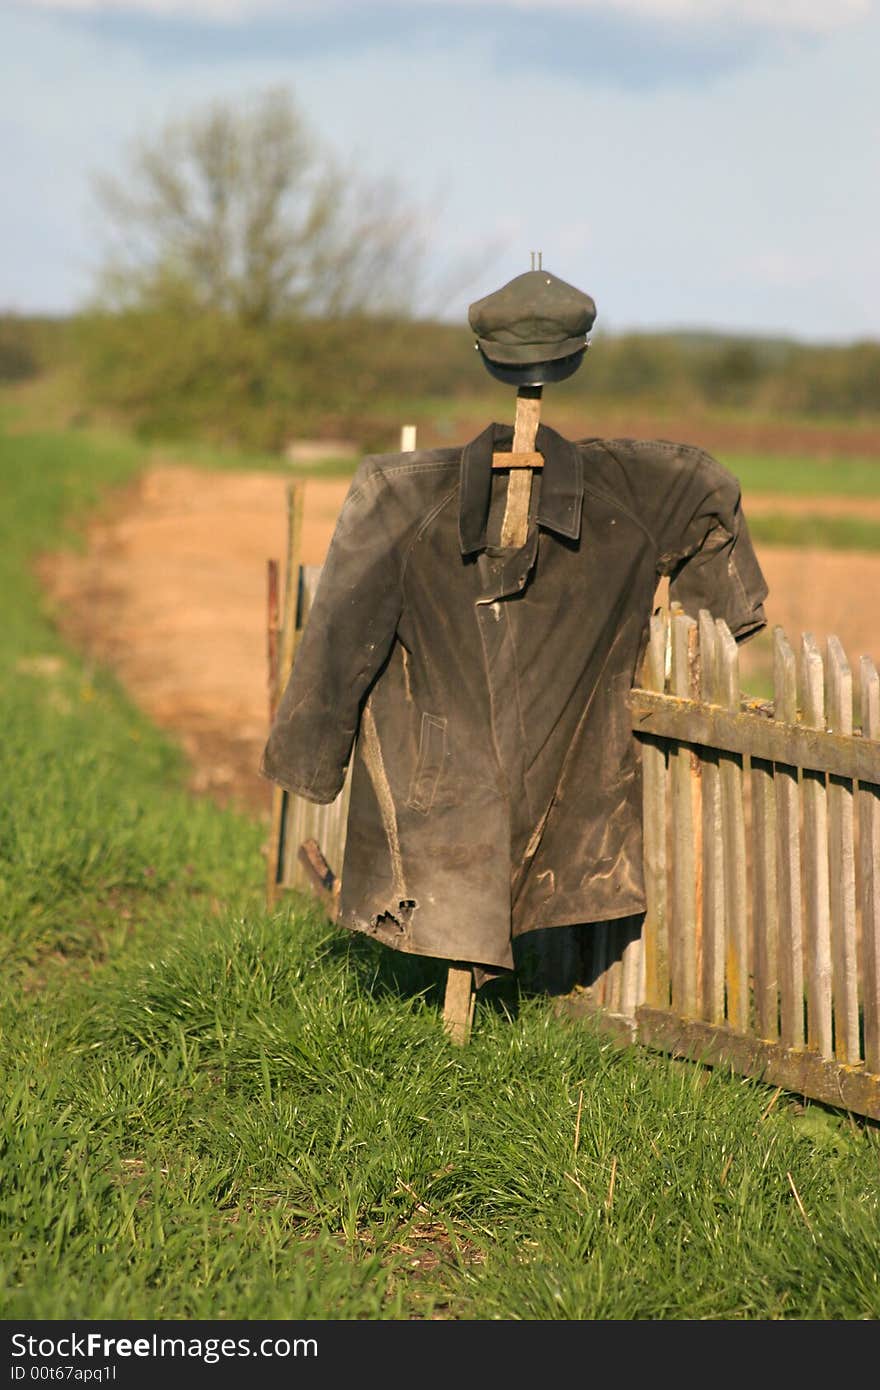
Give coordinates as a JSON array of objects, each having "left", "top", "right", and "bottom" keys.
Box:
[
  {"left": 260, "top": 462, "right": 409, "bottom": 802},
  {"left": 609, "top": 440, "right": 769, "bottom": 643}
]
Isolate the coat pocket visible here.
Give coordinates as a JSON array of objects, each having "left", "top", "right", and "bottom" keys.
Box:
[{"left": 406, "top": 713, "right": 447, "bottom": 814}]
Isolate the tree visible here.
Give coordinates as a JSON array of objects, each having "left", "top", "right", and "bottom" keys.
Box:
[{"left": 94, "top": 88, "right": 424, "bottom": 324}]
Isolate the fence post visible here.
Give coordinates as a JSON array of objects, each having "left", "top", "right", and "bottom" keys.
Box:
[
  {"left": 641, "top": 611, "right": 669, "bottom": 1008},
  {"left": 698, "top": 609, "right": 724, "bottom": 1025},
  {"left": 669, "top": 610, "right": 697, "bottom": 1016},
  {"left": 773, "top": 628, "right": 805, "bottom": 1050},
  {"left": 826, "top": 636, "right": 859, "bottom": 1063},
  {"left": 717, "top": 621, "right": 748, "bottom": 1032},
  {"left": 860, "top": 656, "right": 880, "bottom": 1075},
  {"left": 801, "top": 633, "right": 833, "bottom": 1058}
]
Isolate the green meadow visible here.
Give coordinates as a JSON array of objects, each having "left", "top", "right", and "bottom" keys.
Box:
[{"left": 2, "top": 417, "right": 880, "bottom": 1320}]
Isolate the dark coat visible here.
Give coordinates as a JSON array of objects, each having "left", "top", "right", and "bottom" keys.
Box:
[{"left": 261, "top": 422, "right": 768, "bottom": 972}]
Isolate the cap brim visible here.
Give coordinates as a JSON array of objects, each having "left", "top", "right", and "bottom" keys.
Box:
[{"left": 476, "top": 332, "right": 588, "bottom": 366}]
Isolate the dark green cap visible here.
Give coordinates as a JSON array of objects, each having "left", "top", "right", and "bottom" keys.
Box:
[{"left": 468, "top": 269, "right": 596, "bottom": 367}]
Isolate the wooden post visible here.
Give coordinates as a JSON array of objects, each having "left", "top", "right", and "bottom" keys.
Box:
[
  {"left": 699, "top": 609, "right": 724, "bottom": 1025},
  {"left": 669, "top": 610, "right": 697, "bottom": 1017},
  {"left": 826, "top": 636, "right": 859, "bottom": 1063},
  {"left": 266, "top": 482, "right": 305, "bottom": 908},
  {"left": 443, "top": 964, "right": 476, "bottom": 1045},
  {"left": 773, "top": 628, "right": 804, "bottom": 1050},
  {"left": 641, "top": 610, "right": 669, "bottom": 1008},
  {"left": 498, "top": 386, "right": 542, "bottom": 549},
  {"left": 717, "top": 620, "right": 748, "bottom": 1032},
  {"left": 859, "top": 656, "right": 880, "bottom": 1075},
  {"left": 801, "top": 633, "right": 833, "bottom": 1058}
]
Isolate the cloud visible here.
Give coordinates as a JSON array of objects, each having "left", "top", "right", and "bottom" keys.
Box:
[{"left": 18, "top": 0, "right": 874, "bottom": 36}]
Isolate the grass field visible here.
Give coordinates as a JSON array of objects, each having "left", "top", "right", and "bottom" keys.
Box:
[{"left": 3, "top": 417, "right": 880, "bottom": 1320}]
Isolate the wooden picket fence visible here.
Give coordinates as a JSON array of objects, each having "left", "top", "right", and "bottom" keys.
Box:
[
  {"left": 604, "top": 604, "right": 880, "bottom": 1121},
  {"left": 265, "top": 485, "right": 880, "bottom": 1118}
]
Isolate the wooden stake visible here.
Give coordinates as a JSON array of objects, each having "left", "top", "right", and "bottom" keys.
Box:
[
  {"left": 443, "top": 964, "right": 476, "bottom": 1045},
  {"left": 499, "top": 387, "right": 542, "bottom": 549},
  {"left": 266, "top": 482, "right": 305, "bottom": 908}
]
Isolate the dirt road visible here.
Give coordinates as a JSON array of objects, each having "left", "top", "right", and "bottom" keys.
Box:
[{"left": 41, "top": 463, "right": 880, "bottom": 818}]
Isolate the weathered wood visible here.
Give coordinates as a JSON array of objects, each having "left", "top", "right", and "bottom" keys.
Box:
[
  {"left": 773, "top": 628, "right": 804, "bottom": 1049},
  {"left": 266, "top": 483, "right": 305, "bottom": 907},
  {"left": 443, "top": 965, "right": 476, "bottom": 1045},
  {"left": 751, "top": 751, "right": 779, "bottom": 1040},
  {"left": 499, "top": 388, "right": 542, "bottom": 549},
  {"left": 296, "top": 837, "right": 340, "bottom": 912},
  {"left": 826, "top": 636, "right": 860, "bottom": 1063},
  {"left": 717, "top": 621, "right": 748, "bottom": 1033},
  {"left": 604, "top": 922, "right": 624, "bottom": 1012},
  {"left": 267, "top": 557, "right": 280, "bottom": 725},
  {"left": 636, "top": 1006, "right": 880, "bottom": 1123},
  {"left": 619, "top": 915, "right": 643, "bottom": 1020},
  {"left": 492, "top": 450, "right": 544, "bottom": 470},
  {"left": 801, "top": 634, "right": 833, "bottom": 1059},
  {"left": 630, "top": 691, "right": 880, "bottom": 784},
  {"left": 669, "top": 612, "right": 697, "bottom": 1017},
  {"left": 641, "top": 612, "right": 669, "bottom": 1008},
  {"left": 280, "top": 566, "right": 319, "bottom": 891},
  {"left": 698, "top": 610, "right": 724, "bottom": 1024},
  {"left": 859, "top": 657, "right": 880, "bottom": 1076}
]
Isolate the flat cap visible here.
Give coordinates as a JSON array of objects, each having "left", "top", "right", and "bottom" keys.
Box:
[{"left": 468, "top": 269, "right": 596, "bottom": 367}]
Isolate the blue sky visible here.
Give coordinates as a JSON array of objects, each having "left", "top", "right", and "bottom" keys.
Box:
[{"left": 3, "top": 0, "right": 879, "bottom": 340}]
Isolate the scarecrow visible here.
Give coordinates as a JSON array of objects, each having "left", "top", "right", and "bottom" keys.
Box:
[{"left": 261, "top": 265, "right": 768, "bottom": 990}]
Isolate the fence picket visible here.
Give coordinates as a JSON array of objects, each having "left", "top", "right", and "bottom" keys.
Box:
[
  {"left": 717, "top": 621, "right": 748, "bottom": 1032},
  {"left": 698, "top": 610, "right": 724, "bottom": 1024},
  {"left": 773, "top": 629, "right": 805, "bottom": 1050},
  {"left": 670, "top": 612, "right": 697, "bottom": 1017},
  {"left": 801, "top": 634, "right": 833, "bottom": 1059},
  {"left": 619, "top": 915, "right": 643, "bottom": 1018},
  {"left": 641, "top": 611, "right": 669, "bottom": 1007},
  {"left": 751, "top": 748, "right": 779, "bottom": 1041},
  {"left": 860, "top": 657, "right": 880, "bottom": 1075},
  {"left": 826, "top": 637, "right": 860, "bottom": 1063}
]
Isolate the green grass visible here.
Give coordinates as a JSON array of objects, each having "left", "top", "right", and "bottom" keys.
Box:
[
  {"left": 747, "top": 514, "right": 880, "bottom": 551},
  {"left": 727, "top": 452, "right": 880, "bottom": 498},
  {"left": 3, "top": 420, "right": 880, "bottom": 1320}
]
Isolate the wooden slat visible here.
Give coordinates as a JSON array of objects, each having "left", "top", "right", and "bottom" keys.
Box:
[
  {"left": 826, "top": 637, "right": 860, "bottom": 1062},
  {"left": 266, "top": 483, "right": 305, "bottom": 906},
  {"left": 492, "top": 450, "right": 543, "bottom": 469},
  {"left": 590, "top": 922, "right": 609, "bottom": 1004},
  {"left": 801, "top": 634, "right": 833, "bottom": 1058},
  {"left": 698, "top": 610, "right": 724, "bottom": 1024},
  {"left": 603, "top": 923, "right": 624, "bottom": 1012},
  {"left": 619, "top": 915, "right": 643, "bottom": 1020},
  {"left": 773, "top": 628, "right": 805, "bottom": 1049},
  {"left": 280, "top": 566, "right": 318, "bottom": 891},
  {"left": 641, "top": 612, "right": 669, "bottom": 1007},
  {"left": 717, "top": 621, "right": 748, "bottom": 1033},
  {"left": 859, "top": 657, "right": 880, "bottom": 1075},
  {"left": 266, "top": 557, "right": 280, "bottom": 725},
  {"left": 630, "top": 691, "right": 880, "bottom": 784},
  {"left": 751, "top": 746, "right": 779, "bottom": 1040},
  {"left": 669, "top": 612, "right": 697, "bottom": 1017}
]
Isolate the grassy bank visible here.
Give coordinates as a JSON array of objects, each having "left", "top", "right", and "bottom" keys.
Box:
[{"left": 2, "top": 421, "right": 880, "bottom": 1320}]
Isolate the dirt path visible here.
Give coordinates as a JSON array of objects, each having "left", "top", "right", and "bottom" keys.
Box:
[{"left": 41, "top": 463, "right": 880, "bottom": 819}]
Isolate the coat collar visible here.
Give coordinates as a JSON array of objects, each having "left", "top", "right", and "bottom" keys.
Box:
[{"left": 458, "top": 420, "right": 584, "bottom": 555}]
